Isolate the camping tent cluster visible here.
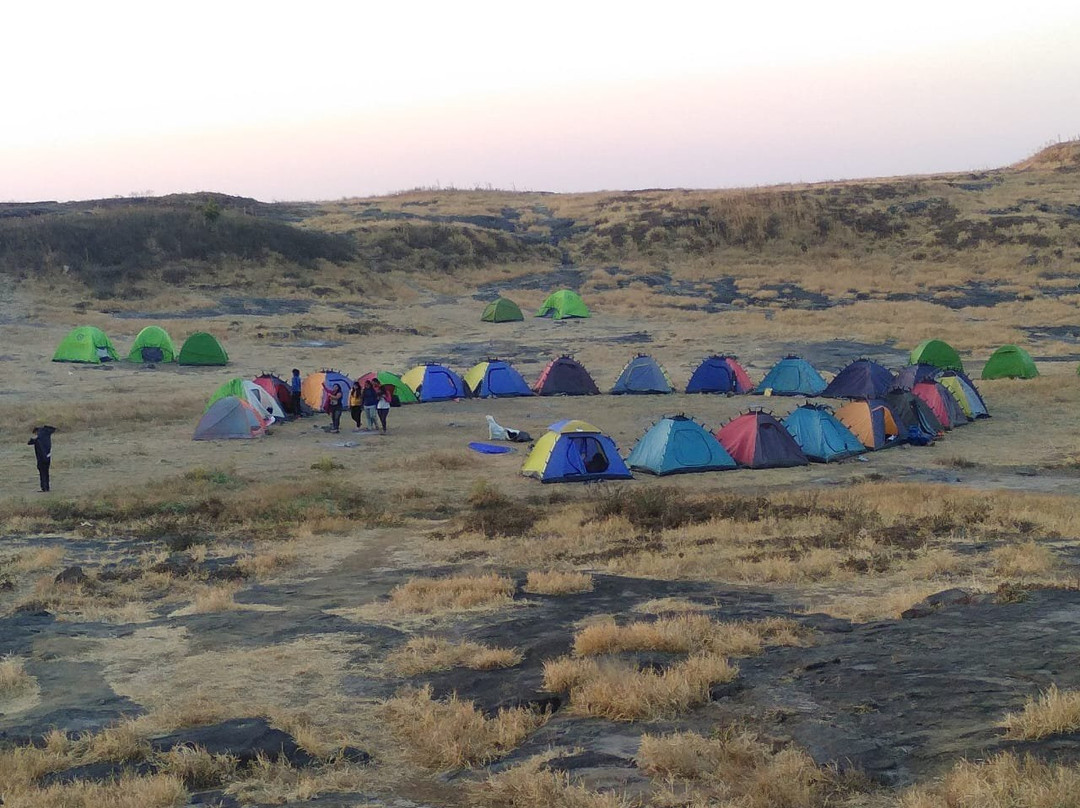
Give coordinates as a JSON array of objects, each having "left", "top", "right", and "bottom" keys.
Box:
[
  {"left": 53, "top": 326, "right": 228, "bottom": 366},
  {"left": 520, "top": 342, "right": 995, "bottom": 481},
  {"left": 482, "top": 290, "right": 591, "bottom": 323}
]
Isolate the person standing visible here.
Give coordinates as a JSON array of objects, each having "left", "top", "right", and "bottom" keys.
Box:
[
  {"left": 361, "top": 380, "right": 379, "bottom": 431},
  {"left": 290, "top": 369, "right": 303, "bottom": 417},
  {"left": 348, "top": 381, "right": 364, "bottom": 430},
  {"left": 375, "top": 381, "right": 392, "bottom": 433},
  {"left": 322, "top": 381, "right": 344, "bottom": 433},
  {"left": 28, "top": 426, "right": 55, "bottom": 492}
]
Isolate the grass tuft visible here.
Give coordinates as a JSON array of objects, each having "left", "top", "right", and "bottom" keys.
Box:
[
  {"left": 387, "top": 637, "right": 522, "bottom": 676},
  {"left": 471, "top": 753, "right": 630, "bottom": 808},
  {"left": 524, "top": 570, "right": 594, "bottom": 595},
  {"left": 382, "top": 686, "right": 548, "bottom": 769},
  {"left": 1000, "top": 685, "right": 1080, "bottom": 740},
  {"left": 386, "top": 574, "right": 515, "bottom": 614}
]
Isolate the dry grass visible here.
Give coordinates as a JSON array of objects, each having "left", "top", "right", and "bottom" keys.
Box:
[
  {"left": 381, "top": 686, "right": 548, "bottom": 769},
  {"left": 471, "top": 753, "right": 630, "bottom": 808},
  {"left": 542, "top": 653, "right": 737, "bottom": 721},
  {"left": 637, "top": 729, "right": 841, "bottom": 808},
  {"left": 572, "top": 615, "right": 808, "bottom": 658},
  {"left": 156, "top": 745, "right": 237, "bottom": 790},
  {"left": 189, "top": 584, "right": 240, "bottom": 613},
  {"left": 9, "top": 547, "right": 65, "bottom": 573},
  {"left": 899, "top": 752, "right": 1080, "bottom": 808},
  {"left": 991, "top": 541, "right": 1057, "bottom": 578},
  {"left": 237, "top": 546, "right": 299, "bottom": 579},
  {"left": 384, "top": 574, "right": 516, "bottom": 615},
  {"left": 0, "top": 655, "right": 35, "bottom": 696},
  {"left": 632, "top": 598, "right": 711, "bottom": 615},
  {"left": 1, "top": 773, "right": 187, "bottom": 808},
  {"left": 1000, "top": 685, "right": 1080, "bottom": 740},
  {"left": 225, "top": 758, "right": 373, "bottom": 805},
  {"left": 387, "top": 636, "right": 523, "bottom": 676},
  {"left": 524, "top": 570, "right": 594, "bottom": 595}
]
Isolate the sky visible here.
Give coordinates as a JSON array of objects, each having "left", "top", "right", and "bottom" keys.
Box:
[{"left": 3, "top": 1, "right": 1079, "bottom": 202}]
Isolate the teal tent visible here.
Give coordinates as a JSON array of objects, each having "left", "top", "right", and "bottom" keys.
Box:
[{"left": 626, "top": 415, "right": 736, "bottom": 475}]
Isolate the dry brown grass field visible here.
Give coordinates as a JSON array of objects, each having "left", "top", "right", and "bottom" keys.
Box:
[{"left": 1, "top": 145, "right": 1080, "bottom": 806}]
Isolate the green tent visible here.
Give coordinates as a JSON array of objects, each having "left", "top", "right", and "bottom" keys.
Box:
[
  {"left": 127, "top": 325, "right": 177, "bottom": 362},
  {"left": 359, "top": 370, "right": 418, "bottom": 404},
  {"left": 910, "top": 339, "right": 963, "bottom": 372},
  {"left": 481, "top": 298, "right": 524, "bottom": 323},
  {"left": 981, "top": 344, "right": 1038, "bottom": 380},
  {"left": 52, "top": 326, "right": 119, "bottom": 364},
  {"left": 536, "top": 289, "right": 590, "bottom": 320},
  {"left": 178, "top": 332, "right": 229, "bottom": 366}
]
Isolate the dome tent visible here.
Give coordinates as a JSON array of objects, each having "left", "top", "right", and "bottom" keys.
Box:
[
  {"left": 937, "top": 371, "right": 989, "bottom": 419},
  {"left": 782, "top": 404, "right": 865, "bottom": 463},
  {"left": 536, "top": 289, "right": 590, "bottom": 320},
  {"left": 522, "top": 421, "right": 632, "bottom": 483},
  {"left": 126, "top": 325, "right": 176, "bottom": 363},
  {"left": 756, "top": 356, "right": 827, "bottom": 396},
  {"left": 883, "top": 390, "right": 944, "bottom": 444},
  {"left": 822, "top": 359, "right": 896, "bottom": 400},
  {"left": 356, "top": 371, "right": 417, "bottom": 405},
  {"left": 481, "top": 298, "right": 524, "bottom": 322},
  {"left": 627, "top": 415, "right": 736, "bottom": 475},
  {"left": 836, "top": 399, "right": 902, "bottom": 450},
  {"left": 611, "top": 354, "right": 674, "bottom": 395},
  {"left": 301, "top": 370, "right": 353, "bottom": 411},
  {"left": 400, "top": 363, "right": 469, "bottom": 402},
  {"left": 206, "top": 378, "right": 286, "bottom": 422},
  {"left": 177, "top": 332, "right": 228, "bottom": 366},
  {"left": 52, "top": 326, "right": 119, "bottom": 364},
  {"left": 533, "top": 356, "right": 600, "bottom": 396},
  {"left": 981, "top": 345, "right": 1038, "bottom": 380},
  {"left": 715, "top": 411, "right": 808, "bottom": 469},
  {"left": 910, "top": 339, "right": 964, "bottom": 373},
  {"left": 894, "top": 363, "right": 942, "bottom": 391},
  {"left": 686, "top": 355, "right": 754, "bottom": 394},
  {"left": 911, "top": 381, "right": 967, "bottom": 428},
  {"left": 253, "top": 373, "right": 300, "bottom": 416},
  {"left": 464, "top": 359, "right": 533, "bottom": 398},
  {"left": 193, "top": 397, "right": 267, "bottom": 441}
]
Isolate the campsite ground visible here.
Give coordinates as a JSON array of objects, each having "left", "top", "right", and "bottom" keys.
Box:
[{"left": 3, "top": 156, "right": 1080, "bottom": 806}]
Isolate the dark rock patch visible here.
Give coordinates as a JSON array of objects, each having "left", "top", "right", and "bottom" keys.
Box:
[
  {"left": 150, "top": 717, "right": 315, "bottom": 767},
  {"left": 54, "top": 566, "right": 89, "bottom": 586}
]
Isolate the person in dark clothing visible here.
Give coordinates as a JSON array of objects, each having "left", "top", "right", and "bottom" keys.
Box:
[
  {"left": 28, "top": 426, "right": 55, "bottom": 492},
  {"left": 374, "top": 381, "right": 391, "bottom": 433},
  {"left": 322, "top": 381, "right": 344, "bottom": 432},
  {"left": 361, "top": 380, "right": 379, "bottom": 431},
  {"left": 348, "top": 381, "right": 364, "bottom": 430},
  {"left": 290, "top": 369, "right": 303, "bottom": 417}
]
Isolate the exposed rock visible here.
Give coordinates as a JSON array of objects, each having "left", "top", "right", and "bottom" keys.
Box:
[
  {"left": 149, "top": 717, "right": 315, "bottom": 767},
  {"left": 53, "top": 566, "right": 89, "bottom": 586}
]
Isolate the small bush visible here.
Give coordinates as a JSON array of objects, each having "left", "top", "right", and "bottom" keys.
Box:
[
  {"left": 310, "top": 457, "right": 346, "bottom": 472},
  {"left": 386, "top": 574, "right": 516, "bottom": 614},
  {"left": 467, "top": 482, "right": 540, "bottom": 538},
  {"left": 388, "top": 637, "right": 522, "bottom": 676},
  {"left": 1001, "top": 685, "right": 1080, "bottom": 740},
  {"left": 523, "top": 571, "right": 593, "bottom": 595}
]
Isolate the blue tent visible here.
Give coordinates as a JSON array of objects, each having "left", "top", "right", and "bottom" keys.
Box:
[
  {"left": 823, "top": 359, "right": 896, "bottom": 400},
  {"left": 466, "top": 359, "right": 533, "bottom": 398},
  {"left": 893, "top": 363, "right": 941, "bottom": 391},
  {"left": 401, "top": 363, "right": 469, "bottom": 402},
  {"left": 522, "top": 424, "right": 633, "bottom": 483},
  {"left": 757, "top": 357, "right": 828, "bottom": 396},
  {"left": 782, "top": 404, "right": 865, "bottom": 463},
  {"left": 611, "top": 354, "right": 674, "bottom": 394},
  {"left": 627, "top": 416, "right": 737, "bottom": 475},
  {"left": 686, "top": 355, "right": 754, "bottom": 394}
]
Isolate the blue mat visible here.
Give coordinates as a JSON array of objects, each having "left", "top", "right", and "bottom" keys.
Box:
[{"left": 468, "top": 442, "right": 515, "bottom": 454}]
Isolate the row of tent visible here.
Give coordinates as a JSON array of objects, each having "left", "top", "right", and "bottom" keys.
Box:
[
  {"left": 482, "top": 290, "right": 591, "bottom": 322},
  {"left": 522, "top": 379, "right": 991, "bottom": 482},
  {"left": 52, "top": 326, "right": 228, "bottom": 365}
]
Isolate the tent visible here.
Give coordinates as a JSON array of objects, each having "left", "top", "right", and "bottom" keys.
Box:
[
  {"left": 193, "top": 396, "right": 267, "bottom": 441},
  {"left": 756, "top": 356, "right": 828, "bottom": 396},
  {"left": 893, "top": 363, "right": 943, "bottom": 391},
  {"left": 912, "top": 381, "right": 967, "bottom": 428},
  {"left": 686, "top": 355, "right": 754, "bottom": 394},
  {"left": 253, "top": 373, "right": 300, "bottom": 416},
  {"left": 910, "top": 339, "right": 964, "bottom": 372},
  {"left": 464, "top": 360, "right": 533, "bottom": 398},
  {"left": 481, "top": 298, "right": 524, "bottom": 323},
  {"left": 782, "top": 404, "right": 865, "bottom": 463},
  {"left": 177, "top": 332, "right": 229, "bottom": 366},
  {"left": 522, "top": 422, "right": 632, "bottom": 482},
  {"left": 126, "top": 325, "right": 176, "bottom": 363},
  {"left": 883, "top": 390, "right": 944, "bottom": 443},
  {"left": 357, "top": 371, "right": 417, "bottom": 405},
  {"left": 206, "top": 378, "right": 286, "bottom": 422},
  {"left": 982, "top": 345, "right": 1039, "bottom": 379},
  {"left": 536, "top": 289, "right": 590, "bottom": 319},
  {"left": 823, "top": 359, "right": 896, "bottom": 400},
  {"left": 611, "top": 354, "right": 674, "bottom": 395},
  {"left": 302, "top": 370, "right": 353, "bottom": 411},
  {"left": 627, "top": 415, "right": 736, "bottom": 475},
  {"left": 52, "top": 326, "right": 119, "bottom": 364},
  {"left": 715, "top": 411, "right": 808, "bottom": 469},
  {"left": 400, "top": 363, "right": 469, "bottom": 402},
  {"left": 938, "top": 371, "right": 989, "bottom": 419},
  {"left": 533, "top": 356, "right": 601, "bottom": 396},
  {"left": 836, "top": 399, "right": 901, "bottom": 450}
]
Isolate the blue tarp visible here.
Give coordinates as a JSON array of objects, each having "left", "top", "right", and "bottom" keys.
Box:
[{"left": 469, "top": 442, "right": 514, "bottom": 454}]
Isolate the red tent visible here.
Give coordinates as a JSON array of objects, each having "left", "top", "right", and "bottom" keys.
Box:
[
  {"left": 715, "top": 411, "right": 808, "bottom": 469},
  {"left": 911, "top": 381, "right": 967, "bottom": 429},
  {"left": 253, "top": 374, "right": 294, "bottom": 413}
]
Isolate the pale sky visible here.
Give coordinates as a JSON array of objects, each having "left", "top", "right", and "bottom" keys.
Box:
[{"left": 3, "top": 1, "right": 1079, "bottom": 202}]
